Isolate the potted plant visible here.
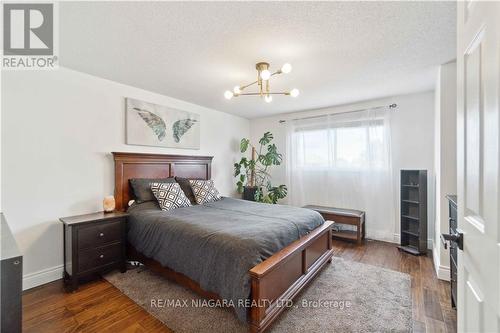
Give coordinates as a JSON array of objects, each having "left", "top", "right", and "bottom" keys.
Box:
[{"left": 234, "top": 132, "right": 287, "bottom": 203}]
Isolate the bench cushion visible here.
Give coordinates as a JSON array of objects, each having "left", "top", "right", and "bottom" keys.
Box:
[{"left": 303, "top": 205, "right": 365, "bottom": 218}]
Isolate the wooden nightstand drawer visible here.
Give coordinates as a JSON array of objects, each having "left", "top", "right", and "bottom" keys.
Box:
[
  {"left": 61, "top": 211, "right": 128, "bottom": 291},
  {"left": 78, "top": 243, "right": 123, "bottom": 273},
  {"left": 78, "top": 220, "right": 123, "bottom": 250}
]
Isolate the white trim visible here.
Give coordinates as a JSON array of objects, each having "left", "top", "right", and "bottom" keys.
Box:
[
  {"left": 393, "top": 233, "right": 400, "bottom": 244},
  {"left": 20, "top": 235, "right": 438, "bottom": 290},
  {"left": 437, "top": 265, "right": 451, "bottom": 281},
  {"left": 366, "top": 232, "right": 399, "bottom": 244},
  {"left": 393, "top": 233, "right": 433, "bottom": 249},
  {"left": 432, "top": 245, "right": 451, "bottom": 281},
  {"left": 23, "top": 265, "right": 64, "bottom": 291}
]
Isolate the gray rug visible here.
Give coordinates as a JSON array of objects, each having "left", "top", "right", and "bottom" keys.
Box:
[{"left": 105, "top": 257, "right": 412, "bottom": 332}]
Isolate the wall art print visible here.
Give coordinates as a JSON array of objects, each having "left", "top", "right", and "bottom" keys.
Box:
[{"left": 126, "top": 98, "right": 200, "bottom": 149}]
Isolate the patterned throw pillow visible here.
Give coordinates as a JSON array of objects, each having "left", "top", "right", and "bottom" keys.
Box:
[
  {"left": 130, "top": 177, "right": 176, "bottom": 203},
  {"left": 150, "top": 182, "right": 192, "bottom": 211},
  {"left": 189, "top": 180, "right": 221, "bottom": 204}
]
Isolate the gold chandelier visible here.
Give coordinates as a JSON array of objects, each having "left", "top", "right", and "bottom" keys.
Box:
[{"left": 224, "top": 62, "right": 299, "bottom": 103}]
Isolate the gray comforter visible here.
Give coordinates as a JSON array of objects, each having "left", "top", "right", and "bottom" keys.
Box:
[{"left": 127, "top": 197, "right": 324, "bottom": 322}]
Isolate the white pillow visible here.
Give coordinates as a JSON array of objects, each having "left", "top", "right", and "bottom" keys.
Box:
[
  {"left": 150, "top": 182, "right": 192, "bottom": 211},
  {"left": 189, "top": 180, "right": 221, "bottom": 204}
]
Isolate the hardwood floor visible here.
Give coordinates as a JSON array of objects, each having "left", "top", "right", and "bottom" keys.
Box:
[
  {"left": 22, "top": 239, "right": 456, "bottom": 332},
  {"left": 333, "top": 239, "right": 456, "bottom": 333}
]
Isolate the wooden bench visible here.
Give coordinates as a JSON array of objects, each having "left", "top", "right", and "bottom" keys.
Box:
[{"left": 304, "top": 205, "right": 365, "bottom": 244}]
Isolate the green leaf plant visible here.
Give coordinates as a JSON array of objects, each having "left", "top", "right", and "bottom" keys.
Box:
[{"left": 233, "top": 132, "right": 288, "bottom": 204}]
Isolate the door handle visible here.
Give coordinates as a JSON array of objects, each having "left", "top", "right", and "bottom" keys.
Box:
[{"left": 441, "top": 230, "right": 464, "bottom": 250}]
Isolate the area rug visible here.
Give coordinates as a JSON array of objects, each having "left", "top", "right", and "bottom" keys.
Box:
[{"left": 105, "top": 257, "right": 412, "bottom": 332}]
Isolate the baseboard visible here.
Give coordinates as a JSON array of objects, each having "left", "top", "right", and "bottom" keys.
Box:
[
  {"left": 436, "top": 265, "right": 450, "bottom": 281},
  {"left": 23, "top": 265, "right": 64, "bottom": 291},
  {"left": 432, "top": 246, "right": 451, "bottom": 281},
  {"left": 20, "top": 235, "right": 437, "bottom": 291},
  {"left": 392, "top": 233, "right": 433, "bottom": 250}
]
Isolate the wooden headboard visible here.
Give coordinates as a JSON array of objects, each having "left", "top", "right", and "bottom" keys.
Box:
[{"left": 112, "top": 152, "right": 213, "bottom": 211}]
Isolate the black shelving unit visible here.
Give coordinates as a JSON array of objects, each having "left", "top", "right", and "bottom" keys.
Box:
[{"left": 398, "top": 170, "right": 427, "bottom": 255}]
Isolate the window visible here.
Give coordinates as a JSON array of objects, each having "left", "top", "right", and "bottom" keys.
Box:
[
  {"left": 293, "top": 119, "right": 386, "bottom": 170},
  {"left": 286, "top": 109, "right": 395, "bottom": 241}
]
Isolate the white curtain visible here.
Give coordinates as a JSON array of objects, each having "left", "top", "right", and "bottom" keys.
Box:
[{"left": 286, "top": 107, "right": 396, "bottom": 241}]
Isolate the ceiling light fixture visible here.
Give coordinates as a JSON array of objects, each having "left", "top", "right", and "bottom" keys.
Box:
[
  {"left": 289, "top": 88, "right": 300, "bottom": 98},
  {"left": 224, "top": 62, "right": 299, "bottom": 103}
]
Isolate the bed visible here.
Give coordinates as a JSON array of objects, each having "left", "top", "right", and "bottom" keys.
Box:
[{"left": 113, "top": 152, "right": 334, "bottom": 332}]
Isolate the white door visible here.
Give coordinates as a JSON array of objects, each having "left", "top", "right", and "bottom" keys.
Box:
[{"left": 457, "top": 1, "right": 500, "bottom": 332}]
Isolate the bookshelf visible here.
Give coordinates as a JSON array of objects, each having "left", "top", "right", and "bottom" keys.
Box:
[{"left": 398, "top": 170, "right": 427, "bottom": 255}]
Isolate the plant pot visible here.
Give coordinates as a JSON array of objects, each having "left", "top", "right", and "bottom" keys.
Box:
[{"left": 243, "top": 186, "right": 259, "bottom": 201}]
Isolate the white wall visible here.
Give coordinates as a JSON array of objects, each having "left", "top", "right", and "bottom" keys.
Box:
[
  {"left": 250, "top": 91, "right": 436, "bottom": 245},
  {"left": 433, "top": 61, "right": 457, "bottom": 280},
  {"left": 0, "top": 70, "right": 2, "bottom": 213},
  {"left": 1, "top": 67, "right": 249, "bottom": 289}
]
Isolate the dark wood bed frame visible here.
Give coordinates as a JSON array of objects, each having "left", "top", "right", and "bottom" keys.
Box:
[{"left": 113, "top": 152, "right": 334, "bottom": 333}]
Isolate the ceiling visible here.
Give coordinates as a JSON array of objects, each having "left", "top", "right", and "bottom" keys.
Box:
[{"left": 60, "top": 1, "right": 456, "bottom": 119}]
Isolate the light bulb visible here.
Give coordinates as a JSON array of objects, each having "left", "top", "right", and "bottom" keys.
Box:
[
  {"left": 260, "top": 69, "right": 271, "bottom": 81},
  {"left": 224, "top": 90, "right": 234, "bottom": 100},
  {"left": 281, "top": 63, "right": 292, "bottom": 74},
  {"left": 289, "top": 88, "right": 299, "bottom": 98},
  {"left": 264, "top": 95, "right": 273, "bottom": 103},
  {"left": 233, "top": 86, "right": 241, "bottom": 94}
]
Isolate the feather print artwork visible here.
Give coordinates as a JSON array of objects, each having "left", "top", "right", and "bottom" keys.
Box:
[
  {"left": 126, "top": 98, "right": 200, "bottom": 149},
  {"left": 172, "top": 119, "right": 198, "bottom": 143},
  {"left": 133, "top": 107, "right": 167, "bottom": 141}
]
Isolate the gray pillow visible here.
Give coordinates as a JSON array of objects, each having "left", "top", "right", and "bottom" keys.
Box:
[
  {"left": 129, "top": 178, "right": 176, "bottom": 203},
  {"left": 174, "top": 177, "right": 198, "bottom": 205}
]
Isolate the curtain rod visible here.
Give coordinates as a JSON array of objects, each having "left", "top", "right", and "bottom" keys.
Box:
[{"left": 278, "top": 103, "right": 397, "bottom": 123}]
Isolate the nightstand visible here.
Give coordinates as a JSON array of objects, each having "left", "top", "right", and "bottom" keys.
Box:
[{"left": 60, "top": 211, "right": 128, "bottom": 291}]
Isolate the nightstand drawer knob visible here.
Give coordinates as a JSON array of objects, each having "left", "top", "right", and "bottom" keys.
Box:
[
  {"left": 99, "top": 232, "right": 104, "bottom": 237},
  {"left": 99, "top": 254, "right": 104, "bottom": 259}
]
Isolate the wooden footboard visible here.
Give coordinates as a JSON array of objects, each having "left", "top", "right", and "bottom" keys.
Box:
[
  {"left": 249, "top": 220, "right": 334, "bottom": 333},
  {"left": 127, "top": 221, "right": 333, "bottom": 333},
  {"left": 115, "top": 153, "right": 335, "bottom": 332}
]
